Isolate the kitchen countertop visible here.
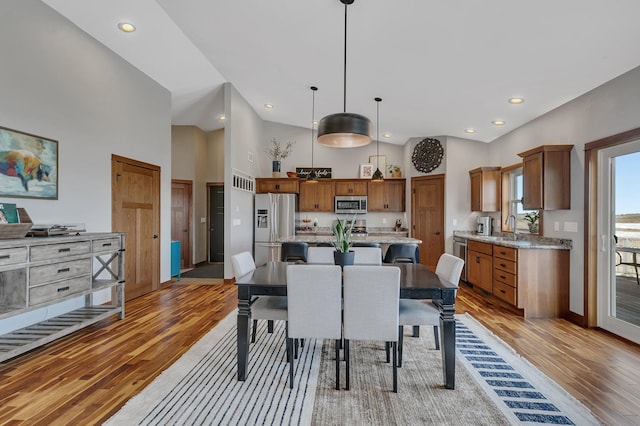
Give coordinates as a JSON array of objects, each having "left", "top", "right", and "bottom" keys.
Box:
[
  {"left": 454, "top": 231, "right": 572, "bottom": 250},
  {"left": 281, "top": 234, "right": 421, "bottom": 245}
]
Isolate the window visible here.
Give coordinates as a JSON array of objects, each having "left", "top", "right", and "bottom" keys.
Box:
[{"left": 501, "top": 164, "right": 541, "bottom": 234}]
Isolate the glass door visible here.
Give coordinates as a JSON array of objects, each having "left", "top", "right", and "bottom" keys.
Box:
[{"left": 597, "top": 139, "right": 640, "bottom": 344}]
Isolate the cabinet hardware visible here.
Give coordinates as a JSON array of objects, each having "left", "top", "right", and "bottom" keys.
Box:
[
  {"left": 102, "top": 243, "right": 112, "bottom": 247},
  {"left": 57, "top": 286, "right": 70, "bottom": 292},
  {"left": 58, "top": 248, "right": 71, "bottom": 253},
  {"left": 500, "top": 263, "right": 506, "bottom": 267},
  {"left": 0, "top": 255, "right": 10, "bottom": 259},
  {"left": 57, "top": 267, "right": 70, "bottom": 273},
  {"left": 499, "top": 289, "right": 506, "bottom": 294}
]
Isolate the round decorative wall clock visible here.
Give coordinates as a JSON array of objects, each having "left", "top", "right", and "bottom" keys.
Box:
[{"left": 412, "top": 137, "right": 444, "bottom": 173}]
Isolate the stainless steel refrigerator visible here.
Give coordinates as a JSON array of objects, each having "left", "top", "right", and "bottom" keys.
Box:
[{"left": 254, "top": 193, "right": 297, "bottom": 266}]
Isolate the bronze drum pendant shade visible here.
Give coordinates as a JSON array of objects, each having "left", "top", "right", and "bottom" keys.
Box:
[{"left": 317, "top": 0, "right": 372, "bottom": 148}]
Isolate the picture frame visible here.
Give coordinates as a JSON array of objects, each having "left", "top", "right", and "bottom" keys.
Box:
[
  {"left": 0, "top": 126, "right": 58, "bottom": 200},
  {"left": 359, "top": 163, "right": 374, "bottom": 179},
  {"left": 368, "top": 155, "right": 387, "bottom": 176}
]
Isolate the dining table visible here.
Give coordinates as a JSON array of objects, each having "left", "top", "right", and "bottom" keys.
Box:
[{"left": 235, "top": 261, "right": 459, "bottom": 389}]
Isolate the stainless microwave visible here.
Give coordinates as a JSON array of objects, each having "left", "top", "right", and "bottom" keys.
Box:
[{"left": 335, "top": 196, "right": 367, "bottom": 214}]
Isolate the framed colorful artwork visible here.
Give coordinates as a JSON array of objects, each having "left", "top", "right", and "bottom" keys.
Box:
[
  {"left": 0, "top": 126, "right": 58, "bottom": 199},
  {"left": 359, "top": 163, "right": 373, "bottom": 179}
]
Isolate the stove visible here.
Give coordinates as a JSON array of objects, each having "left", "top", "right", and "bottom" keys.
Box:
[{"left": 350, "top": 219, "right": 368, "bottom": 236}]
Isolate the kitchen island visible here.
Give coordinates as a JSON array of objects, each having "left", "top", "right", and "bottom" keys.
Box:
[{"left": 281, "top": 233, "right": 421, "bottom": 245}]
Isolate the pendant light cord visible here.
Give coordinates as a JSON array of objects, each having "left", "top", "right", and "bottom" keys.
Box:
[
  {"left": 343, "top": 1, "right": 348, "bottom": 113},
  {"left": 311, "top": 87, "right": 316, "bottom": 171}
]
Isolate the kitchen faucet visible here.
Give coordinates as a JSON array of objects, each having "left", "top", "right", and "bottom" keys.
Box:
[{"left": 506, "top": 214, "right": 518, "bottom": 241}]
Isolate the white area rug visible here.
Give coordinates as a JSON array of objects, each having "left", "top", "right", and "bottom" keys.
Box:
[{"left": 106, "top": 312, "right": 598, "bottom": 425}]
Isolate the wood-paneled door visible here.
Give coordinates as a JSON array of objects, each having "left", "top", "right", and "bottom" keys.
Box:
[
  {"left": 208, "top": 183, "right": 224, "bottom": 263},
  {"left": 171, "top": 180, "right": 192, "bottom": 269},
  {"left": 411, "top": 174, "right": 445, "bottom": 271},
  {"left": 112, "top": 155, "right": 160, "bottom": 301}
]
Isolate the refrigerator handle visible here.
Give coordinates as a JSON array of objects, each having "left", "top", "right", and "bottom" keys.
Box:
[{"left": 271, "top": 194, "right": 278, "bottom": 242}]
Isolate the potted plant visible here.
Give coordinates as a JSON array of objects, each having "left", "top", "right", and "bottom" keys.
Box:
[
  {"left": 524, "top": 211, "right": 539, "bottom": 234},
  {"left": 332, "top": 215, "right": 356, "bottom": 266},
  {"left": 265, "top": 138, "right": 295, "bottom": 178}
]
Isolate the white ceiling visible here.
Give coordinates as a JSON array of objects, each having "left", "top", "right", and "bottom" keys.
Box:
[{"left": 44, "top": 0, "right": 640, "bottom": 145}]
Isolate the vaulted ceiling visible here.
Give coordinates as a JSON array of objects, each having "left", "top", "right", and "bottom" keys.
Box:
[{"left": 44, "top": 0, "right": 640, "bottom": 144}]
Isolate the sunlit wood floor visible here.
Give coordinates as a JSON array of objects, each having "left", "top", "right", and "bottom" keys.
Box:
[{"left": 1, "top": 281, "right": 639, "bottom": 425}]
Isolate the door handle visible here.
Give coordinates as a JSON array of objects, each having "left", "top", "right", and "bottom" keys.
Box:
[
  {"left": 183, "top": 229, "right": 188, "bottom": 232},
  {"left": 153, "top": 234, "right": 159, "bottom": 239},
  {"left": 433, "top": 232, "right": 441, "bottom": 235}
]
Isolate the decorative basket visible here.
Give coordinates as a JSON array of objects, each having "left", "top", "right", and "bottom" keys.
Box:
[{"left": 0, "top": 208, "right": 33, "bottom": 239}]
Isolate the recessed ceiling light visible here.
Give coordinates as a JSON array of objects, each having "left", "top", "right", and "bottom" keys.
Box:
[
  {"left": 492, "top": 120, "right": 506, "bottom": 126},
  {"left": 465, "top": 128, "right": 476, "bottom": 134},
  {"left": 217, "top": 114, "right": 226, "bottom": 121},
  {"left": 383, "top": 133, "right": 392, "bottom": 139},
  {"left": 117, "top": 22, "right": 136, "bottom": 33},
  {"left": 312, "top": 120, "right": 318, "bottom": 126},
  {"left": 508, "top": 98, "right": 524, "bottom": 104},
  {"left": 264, "top": 104, "right": 274, "bottom": 109}
]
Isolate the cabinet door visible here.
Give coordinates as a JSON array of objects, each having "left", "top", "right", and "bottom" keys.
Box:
[
  {"left": 467, "top": 250, "right": 493, "bottom": 293},
  {"left": 522, "top": 152, "right": 543, "bottom": 210},
  {"left": 367, "top": 180, "right": 405, "bottom": 212},
  {"left": 335, "top": 180, "right": 367, "bottom": 196},
  {"left": 367, "top": 182, "right": 385, "bottom": 211},
  {"left": 299, "top": 181, "right": 334, "bottom": 212},
  {"left": 256, "top": 179, "right": 299, "bottom": 194},
  {"left": 470, "top": 171, "right": 482, "bottom": 211}
]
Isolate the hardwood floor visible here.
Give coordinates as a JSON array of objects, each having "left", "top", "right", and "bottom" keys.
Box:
[{"left": 0, "top": 281, "right": 639, "bottom": 425}]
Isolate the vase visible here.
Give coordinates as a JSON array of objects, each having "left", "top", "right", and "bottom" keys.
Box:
[
  {"left": 272, "top": 160, "right": 281, "bottom": 178},
  {"left": 528, "top": 223, "right": 539, "bottom": 234},
  {"left": 334, "top": 250, "right": 355, "bottom": 268}
]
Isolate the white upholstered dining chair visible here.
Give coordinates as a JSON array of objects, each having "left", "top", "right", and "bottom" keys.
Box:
[
  {"left": 343, "top": 265, "right": 400, "bottom": 392},
  {"left": 306, "top": 246, "right": 336, "bottom": 264},
  {"left": 352, "top": 247, "right": 383, "bottom": 265},
  {"left": 286, "top": 264, "right": 342, "bottom": 389},
  {"left": 398, "top": 253, "right": 464, "bottom": 366},
  {"left": 231, "top": 251, "right": 288, "bottom": 343}
]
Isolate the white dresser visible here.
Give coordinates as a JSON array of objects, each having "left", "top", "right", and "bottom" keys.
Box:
[{"left": 0, "top": 233, "right": 125, "bottom": 362}]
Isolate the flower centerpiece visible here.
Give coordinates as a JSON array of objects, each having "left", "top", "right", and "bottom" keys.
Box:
[
  {"left": 524, "top": 211, "right": 539, "bottom": 234},
  {"left": 265, "top": 138, "right": 295, "bottom": 177},
  {"left": 332, "top": 215, "right": 356, "bottom": 266}
]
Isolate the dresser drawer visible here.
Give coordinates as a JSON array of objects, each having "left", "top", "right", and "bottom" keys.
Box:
[
  {"left": 29, "top": 275, "right": 91, "bottom": 306},
  {"left": 493, "top": 268, "right": 517, "bottom": 287},
  {"left": 494, "top": 246, "right": 517, "bottom": 261},
  {"left": 468, "top": 240, "right": 493, "bottom": 256},
  {"left": 493, "top": 281, "right": 517, "bottom": 305},
  {"left": 92, "top": 238, "right": 121, "bottom": 254},
  {"left": 29, "top": 258, "right": 92, "bottom": 286},
  {"left": 0, "top": 246, "right": 28, "bottom": 266},
  {"left": 494, "top": 258, "right": 516, "bottom": 275},
  {"left": 30, "top": 241, "right": 91, "bottom": 261}
]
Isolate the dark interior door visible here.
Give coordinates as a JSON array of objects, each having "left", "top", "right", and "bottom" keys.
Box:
[{"left": 209, "top": 184, "right": 224, "bottom": 262}]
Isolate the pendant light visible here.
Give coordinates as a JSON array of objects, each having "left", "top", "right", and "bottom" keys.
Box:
[
  {"left": 307, "top": 86, "right": 319, "bottom": 182},
  {"left": 371, "top": 97, "right": 384, "bottom": 181},
  {"left": 317, "top": 0, "right": 372, "bottom": 148}
]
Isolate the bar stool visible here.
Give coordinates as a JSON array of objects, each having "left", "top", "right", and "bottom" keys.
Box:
[
  {"left": 383, "top": 243, "right": 420, "bottom": 264},
  {"left": 281, "top": 242, "right": 308, "bottom": 262}
]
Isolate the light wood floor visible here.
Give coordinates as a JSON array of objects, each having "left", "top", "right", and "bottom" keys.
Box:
[{"left": 1, "top": 281, "right": 639, "bottom": 425}]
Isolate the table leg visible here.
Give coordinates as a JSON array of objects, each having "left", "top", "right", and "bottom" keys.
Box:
[
  {"left": 237, "top": 288, "right": 251, "bottom": 381},
  {"left": 439, "top": 302, "right": 456, "bottom": 389}
]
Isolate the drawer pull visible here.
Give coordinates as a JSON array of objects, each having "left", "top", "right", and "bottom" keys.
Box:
[
  {"left": 500, "top": 275, "right": 506, "bottom": 279},
  {"left": 57, "top": 267, "right": 70, "bottom": 273},
  {"left": 0, "top": 254, "right": 10, "bottom": 259},
  {"left": 102, "top": 243, "right": 112, "bottom": 247},
  {"left": 57, "top": 286, "right": 70, "bottom": 292},
  {"left": 500, "top": 263, "right": 506, "bottom": 267},
  {"left": 58, "top": 248, "right": 71, "bottom": 253},
  {"left": 500, "top": 289, "right": 506, "bottom": 294},
  {"left": 500, "top": 251, "right": 506, "bottom": 255}
]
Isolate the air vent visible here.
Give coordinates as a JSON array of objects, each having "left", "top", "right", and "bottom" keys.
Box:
[{"left": 232, "top": 169, "right": 255, "bottom": 193}]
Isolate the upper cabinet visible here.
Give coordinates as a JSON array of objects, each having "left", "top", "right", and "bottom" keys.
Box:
[
  {"left": 256, "top": 178, "right": 299, "bottom": 194},
  {"left": 367, "top": 179, "right": 406, "bottom": 212},
  {"left": 299, "top": 180, "right": 335, "bottom": 212},
  {"left": 469, "top": 167, "right": 501, "bottom": 212},
  {"left": 334, "top": 179, "right": 368, "bottom": 196},
  {"left": 518, "top": 145, "right": 573, "bottom": 210}
]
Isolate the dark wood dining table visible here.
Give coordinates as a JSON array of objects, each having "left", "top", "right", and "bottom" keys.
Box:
[{"left": 235, "top": 261, "right": 458, "bottom": 389}]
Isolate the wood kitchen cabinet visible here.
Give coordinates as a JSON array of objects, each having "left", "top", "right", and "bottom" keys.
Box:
[
  {"left": 256, "top": 178, "right": 299, "bottom": 194},
  {"left": 367, "top": 179, "right": 406, "bottom": 212},
  {"left": 493, "top": 244, "right": 569, "bottom": 318},
  {"left": 467, "top": 240, "right": 493, "bottom": 293},
  {"left": 334, "top": 179, "right": 367, "bottom": 196},
  {"left": 517, "top": 145, "right": 573, "bottom": 210},
  {"left": 469, "top": 167, "right": 501, "bottom": 212},
  {"left": 299, "top": 180, "right": 335, "bottom": 212}
]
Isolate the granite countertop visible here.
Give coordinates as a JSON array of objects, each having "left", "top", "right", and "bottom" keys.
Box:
[
  {"left": 281, "top": 234, "right": 421, "bottom": 244},
  {"left": 454, "top": 230, "right": 572, "bottom": 250}
]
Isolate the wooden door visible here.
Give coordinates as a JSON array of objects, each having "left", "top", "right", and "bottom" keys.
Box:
[
  {"left": 171, "top": 180, "right": 192, "bottom": 269},
  {"left": 411, "top": 175, "right": 445, "bottom": 271},
  {"left": 112, "top": 155, "right": 160, "bottom": 301},
  {"left": 208, "top": 183, "right": 224, "bottom": 262}
]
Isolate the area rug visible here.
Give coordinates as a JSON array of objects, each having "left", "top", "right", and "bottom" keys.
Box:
[{"left": 106, "top": 313, "right": 598, "bottom": 425}]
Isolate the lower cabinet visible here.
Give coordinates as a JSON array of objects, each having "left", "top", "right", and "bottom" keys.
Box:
[{"left": 467, "top": 241, "right": 493, "bottom": 293}]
